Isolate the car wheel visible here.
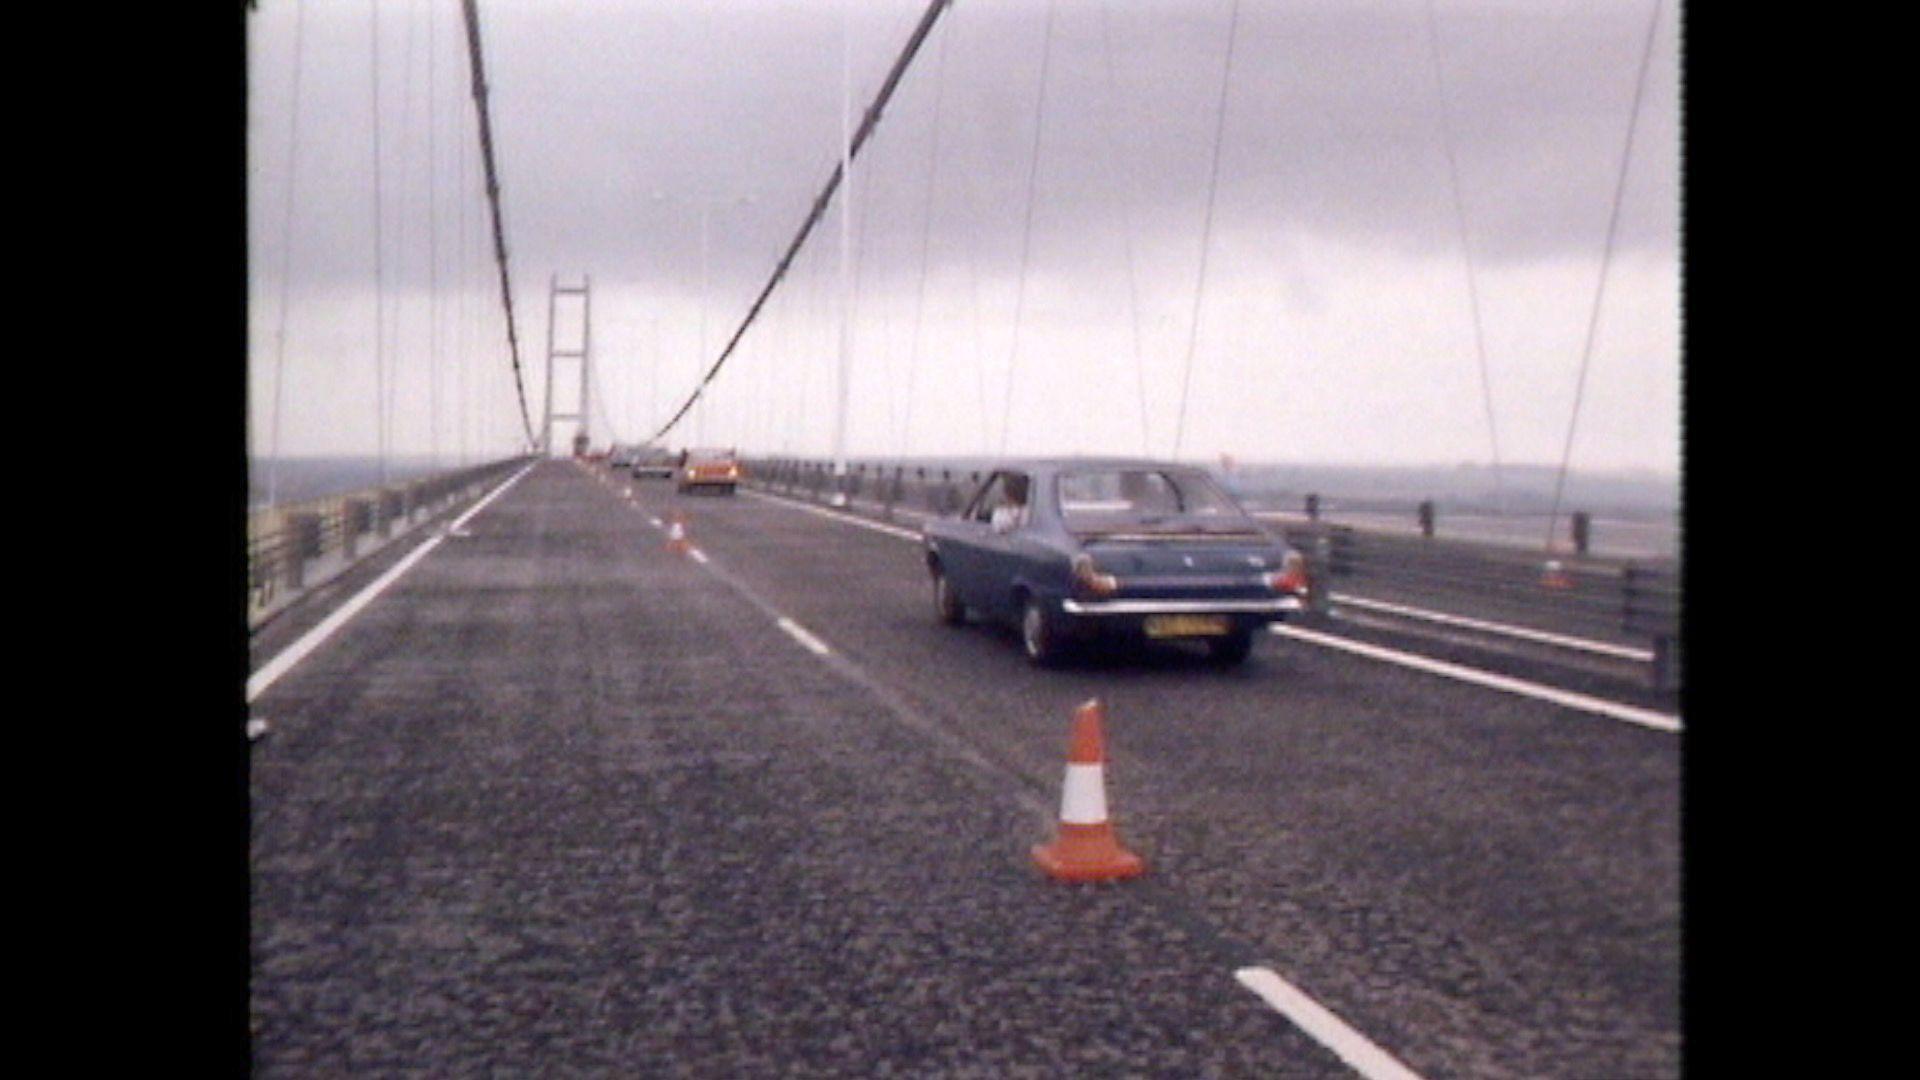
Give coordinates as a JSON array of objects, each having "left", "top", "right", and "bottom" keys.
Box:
[
  {"left": 1021, "top": 596, "right": 1064, "bottom": 667},
  {"left": 1206, "top": 629, "right": 1255, "bottom": 666},
  {"left": 932, "top": 569, "right": 965, "bottom": 626}
]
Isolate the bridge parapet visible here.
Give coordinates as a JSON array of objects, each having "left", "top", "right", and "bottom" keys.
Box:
[{"left": 247, "top": 456, "right": 533, "bottom": 629}]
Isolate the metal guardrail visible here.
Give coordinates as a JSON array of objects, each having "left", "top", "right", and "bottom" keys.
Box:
[
  {"left": 247, "top": 456, "right": 534, "bottom": 627},
  {"left": 739, "top": 456, "right": 1681, "bottom": 692}
]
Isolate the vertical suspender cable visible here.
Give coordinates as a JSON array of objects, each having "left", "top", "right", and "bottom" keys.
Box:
[
  {"left": 389, "top": 0, "right": 417, "bottom": 467},
  {"left": 830, "top": 1, "right": 854, "bottom": 479},
  {"left": 1171, "top": 0, "right": 1242, "bottom": 462},
  {"left": 898, "top": 16, "right": 952, "bottom": 457},
  {"left": 1423, "top": 0, "right": 1504, "bottom": 511},
  {"left": 1545, "top": 0, "right": 1664, "bottom": 549},
  {"left": 996, "top": 0, "right": 1058, "bottom": 455},
  {"left": 370, "top": 0, "right": 389, "bottom": 484},
  {"left": 265, "top": 0, "right": 307, "bottom": 507},
  {"left": 1097, "top": 0, "right": 1152, "bottom": 456},
  {"left": 428, "top": 0, "right": 440, "bottom": 469}
]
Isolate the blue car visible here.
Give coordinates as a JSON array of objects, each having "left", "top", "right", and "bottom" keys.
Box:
[{"left": 920, "top": 459, "right": 1309, "bottom": 666}]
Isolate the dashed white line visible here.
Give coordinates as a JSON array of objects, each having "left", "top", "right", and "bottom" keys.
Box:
[
  {"left": 248, "top": 462, "right": 536, "bottom": 703},
  {"left": 688, "top": 548, "right": 710, "bottom": 565},
  {"left": 776, "top": 616, "right": 833, "bottom": 656},
  {"left": 1234, "top": 967, "right": 1425, "bottom": 1080}
]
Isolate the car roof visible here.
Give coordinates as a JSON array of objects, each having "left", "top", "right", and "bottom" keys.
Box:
[{"left": 986, "top": 457, "right": 1215, "bottom": 474}]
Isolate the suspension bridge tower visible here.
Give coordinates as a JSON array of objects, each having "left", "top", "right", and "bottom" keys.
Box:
[{"left": 541, "top": 274, "right": 593, "bottom": 455}]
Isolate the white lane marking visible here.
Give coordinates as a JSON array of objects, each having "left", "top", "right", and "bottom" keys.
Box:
[
  {"left": 1272, "top": 624, "right": 1679, "bottom": 733},
  {"left": 1330, "top": 593, "right": 1654, "bottom": 662},
  {"left": 775, "top": 616, "right": 833, "bottom": 656},
  {"left": 648, "top": 515, "right": 663, "bottom": 528},
  {"left": 740, "top": 487, "right": 922, "bottom": 541},
  {"left": 247, "top": 462, "right": 536, "bottom": 703},
  {"left": 743, "top": 480, "right": 1676, "bottom": 732},
  {"left": 688, "top": 548, "right": 710, "bottom": 565},
  {"left": 1234, "top": 967, "right": 1425, "bottom": 1080}
]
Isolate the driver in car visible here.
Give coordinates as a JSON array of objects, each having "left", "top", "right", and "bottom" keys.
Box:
[{"left": 991, "top": 473, "right": 1030, "bottom": 533}]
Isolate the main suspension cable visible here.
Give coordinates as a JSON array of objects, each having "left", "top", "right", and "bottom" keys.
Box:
[
  {"left": 647, "top": 0, "right": 955, "bottom": 445},
  {"left": 458, "top": 0, "right": 538, "bottom": 449}
]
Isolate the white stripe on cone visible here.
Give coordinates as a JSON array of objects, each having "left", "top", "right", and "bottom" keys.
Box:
[{"left": 1060, "top": 763, "right": 1110, "bottom": 825}]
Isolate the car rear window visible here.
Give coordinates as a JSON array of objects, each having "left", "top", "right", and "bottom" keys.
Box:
[{"left": 1057, "top": 468, "right": 1251, "bottom": 532}]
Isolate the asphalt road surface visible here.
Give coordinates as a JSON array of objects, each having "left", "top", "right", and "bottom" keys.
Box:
[{"left": 249, "top": 459, "right": 1680, "bottom": 1077}]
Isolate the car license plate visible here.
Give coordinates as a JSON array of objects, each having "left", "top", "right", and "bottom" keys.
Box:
[{"left": 1143, "top": 614, "right": 1230, "bottom": 638}]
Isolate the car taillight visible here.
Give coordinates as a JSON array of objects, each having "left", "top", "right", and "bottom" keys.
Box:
[
  {"left": 1072, "top": 554, "right": 1119, "bottom": 597},
  {"left": 1264, "top": 551, "right": 1309, "bottom": 594}
]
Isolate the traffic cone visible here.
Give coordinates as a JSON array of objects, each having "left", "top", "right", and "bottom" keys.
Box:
[
  {"left": 1541, "top": 558, "right": 1573, "bottom": 590},
  {"left": 1032, "top": 698, "right": 1146, "bottom": 883},
  {"left": 665, "top": 512, "right": 692, "bottom": 556}
]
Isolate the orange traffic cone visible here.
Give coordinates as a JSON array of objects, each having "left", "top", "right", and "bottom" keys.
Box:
[
  {"left": 665, "top": 512, "right": 692, "bottom": 556},
  {"left": 1541, "top": 558, "right": 1573, "bottom": 590},
  {"left": 1032, "top": 699, "right": 1146, "bottom": 883}
]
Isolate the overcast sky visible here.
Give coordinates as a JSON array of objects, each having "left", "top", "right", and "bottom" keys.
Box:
[{"left": 247, "top": 0, "right": 1680, "bottom": 478}]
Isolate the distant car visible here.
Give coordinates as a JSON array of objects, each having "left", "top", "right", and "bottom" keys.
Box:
[
  {"left": 631, "top": 446, "right": 677, "bottom": 479},
  {"left": 920, "top": 459, "right": 1308, "bottom": 666},
  {"left": 677, "top": 448, "right": 743, "bottom": 495},
  {"left": 607, "top": 444, "right": 638, "bottom": 469}
]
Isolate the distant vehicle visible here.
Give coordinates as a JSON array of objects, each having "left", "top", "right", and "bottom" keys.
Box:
[
  {"left": 677, "top": 448, "right": 743, "bottom": 495},
  {"left": 607, "top": 444, "right": 639, "bottom": 469},
  {"left": 631, "top": 445, "right": 677, "bottom": 479},
  {"left": 920, "top": 459, "right": 1308, "bottom": 666}
]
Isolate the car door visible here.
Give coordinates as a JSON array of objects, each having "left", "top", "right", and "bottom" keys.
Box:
[
  {"left": 966, "top": 470, "right": 1040, "bottom": 620},
  {"left": 936, "top": 472, "right": 1010, "bottom": 611}
]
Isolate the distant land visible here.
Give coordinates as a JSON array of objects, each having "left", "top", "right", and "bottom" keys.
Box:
[
  {"left": 251, "top": 452, "right": 1677, "bottom": 523},
  {"left": 249, "top": 456, "right": 475, "bottom": 509}
]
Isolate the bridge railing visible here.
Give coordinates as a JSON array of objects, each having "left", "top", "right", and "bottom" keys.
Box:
[
  {"left": 247, "top": 456, "right": 533, "bottom": 629},
  {"left": 738, "top": 456, "right": 1680, "bottom": 692}
]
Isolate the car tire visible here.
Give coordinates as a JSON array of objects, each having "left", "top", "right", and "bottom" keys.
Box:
[
  {"left": 1021, "top": 596, "right": 1065, "bottom": 667},
  {"left": 1206, "top": 629, "right": 1256, "bottom": 667},
  {"left": 933, "top": 569, "right": 966, "bottom": 626}
]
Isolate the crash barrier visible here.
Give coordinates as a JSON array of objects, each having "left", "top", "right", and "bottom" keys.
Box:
[
  {"left": 247, "top": 456, "right": 535, "bottom": 628},
  {"left": 740, "top": 456, "right": 1681, "bottom": 693}
]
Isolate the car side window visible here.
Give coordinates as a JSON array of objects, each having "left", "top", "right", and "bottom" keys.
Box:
[
  {"left": 962, "top": 471, "right": 1034, "bottom": 531},
  {"left": 967, "top": 474, "right": 1008, "bottom": 523}
]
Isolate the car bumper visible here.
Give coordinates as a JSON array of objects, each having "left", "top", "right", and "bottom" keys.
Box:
[{"left": 1059, "top": 596, "right": 1304, "bottom": 616}]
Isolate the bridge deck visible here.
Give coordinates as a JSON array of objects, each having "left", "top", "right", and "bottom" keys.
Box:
[{"left": 249, "top": 459, "right": 1679, "bottom": 1076}]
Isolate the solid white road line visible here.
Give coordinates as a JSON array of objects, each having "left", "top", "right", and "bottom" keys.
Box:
[
  {"left": 247, "top": 462, "right": 536, "bottom": 703},
  {"left": 1271, "top": 624, "right": 1680, "bottom": 733},
  {"left": 1234, "top": 967, "right": 1425, "bottom": 1080},
  {"left": 775, "top": 616, "right": 833, "bottom": 656},
  {"left": 740, "top": 486, "right": 923, "bottom": 541},
  {"left": 1330, "top": 593, "right": 1654, "bottom": 662}
]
